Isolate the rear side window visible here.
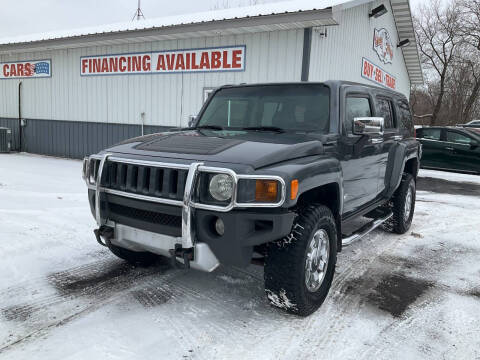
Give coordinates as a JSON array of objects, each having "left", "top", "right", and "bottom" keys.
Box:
[
  {"left": 397, "top": 101, "right": 413, "bottom": 133},
  {"left": 446, "top": 131, "right": 472, "bottom": 145},
  {"left": 345, "top": 97, "right": 371, "bottom": 134},
  {"left": 377, "top": 98, "right": 395, "bottom": 129},
  {"left": 419, "top": 128, "right": 441, "bottom": 140}
]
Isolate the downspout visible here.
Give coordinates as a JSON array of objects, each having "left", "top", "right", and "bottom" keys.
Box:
[
  {"left": 18, "top": 81, "right": 22, "bottom": 152},
  {"left": 301, "top": 27, "right": 312, "bottom": 81}
]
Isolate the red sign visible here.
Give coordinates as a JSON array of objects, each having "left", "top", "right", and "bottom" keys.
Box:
[
  {"left": 80, "top": 46, "right": 245, "bottom": 76},
  {"left": 361, "top": 58, "right": 396, "bottom": 90},
  {"left": 1, "top": 59, "right": 51, "bottom": 79}
]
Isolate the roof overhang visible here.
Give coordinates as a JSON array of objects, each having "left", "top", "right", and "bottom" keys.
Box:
[
  {"left": 0, "top": 4, "right": 338, "bottom": 55},
  {"left": 391, "top": 0, "right": 423, "bottom": 85},
  {"left": 0, "top": 0, "right": 422, "bottom": 85}
]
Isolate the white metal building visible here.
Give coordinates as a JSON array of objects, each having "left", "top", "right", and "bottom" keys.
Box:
[{"left": 0, "top": 0, "right": 422, "bottom": 158}]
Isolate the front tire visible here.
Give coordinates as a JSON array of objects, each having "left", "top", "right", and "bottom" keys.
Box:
[
  {"left": 264, "top": 205, "right": 337, "bottom": 316},
  {"left": 383, "top": 173, "right": 416, "bottom": 234}
]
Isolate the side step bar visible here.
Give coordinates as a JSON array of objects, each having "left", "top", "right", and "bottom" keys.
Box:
[{"left": 342, "top": 212, "right": 393, "bottom": 247}]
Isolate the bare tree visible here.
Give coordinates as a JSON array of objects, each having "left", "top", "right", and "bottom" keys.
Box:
[
  {"left": 458, "top": 0, "right": 480, "bottom": 122},
  {"left": 414, "top": 0, "right": 462, "bottom": 125}
]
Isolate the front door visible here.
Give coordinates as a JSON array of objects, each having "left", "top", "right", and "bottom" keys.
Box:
[
  {"left": 417, "top": 128, "right": 444, "bottom": 168},
  {"left": 340, "top": 87, "right": 383, "bottom": 216}
]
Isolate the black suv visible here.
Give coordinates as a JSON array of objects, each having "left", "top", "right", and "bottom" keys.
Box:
[{"left": 83, "top": 81, "right": 420, "bottom": 316}]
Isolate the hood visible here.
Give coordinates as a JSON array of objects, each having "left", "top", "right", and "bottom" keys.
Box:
[{"left": 106, "top": 129, "right": 324, "bottom": 169}]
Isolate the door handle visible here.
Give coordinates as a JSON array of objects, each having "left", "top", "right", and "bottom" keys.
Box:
[
  {"left": 393, "top": 135, "right": 403, "bottom": 141},
  {"left": 371, "top": 138, "right": 383, "bottom": 144},
  {"left": 445, "top": 147, "right": 454, "bottom": 151}
]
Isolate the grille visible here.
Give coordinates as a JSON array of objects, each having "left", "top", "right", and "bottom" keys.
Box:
[
  {"left": 109, "top": 203, "right": 182, "bottom": 228},
  {"left": 102, "top": 160, "right": 188, "bottom": 201},
  {"left": 107, "top": 202, "right": 182, "bottom": 237}
]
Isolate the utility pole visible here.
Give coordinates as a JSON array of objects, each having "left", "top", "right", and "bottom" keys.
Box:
[{"left": 132, "top": 0, "right": 145, "bottom": 21}]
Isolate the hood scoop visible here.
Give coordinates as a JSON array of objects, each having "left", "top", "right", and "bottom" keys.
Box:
[{"left": 135, "top": 133, "right": 244, "bottom": 155}]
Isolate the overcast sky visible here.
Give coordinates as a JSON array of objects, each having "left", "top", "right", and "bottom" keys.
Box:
[{"left": 0, "top": 0, "right": 426, "bottom": 38}]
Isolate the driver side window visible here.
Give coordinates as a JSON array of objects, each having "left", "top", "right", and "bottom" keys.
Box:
[
  {"left": 345, "top": 97, "right": 372, "bottom": 134},
  {"left": 446, "top": 131, "right": 472, "bottom": 145}
]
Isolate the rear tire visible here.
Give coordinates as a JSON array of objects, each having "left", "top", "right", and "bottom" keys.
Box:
[
  {"left": 264, "top": 205, "right": 337, "bottom": 316},
  {"left": 383, "top": 173, "right": 416, "bottom": 234},
  {"left": 106, "top": 240, "right": 159, "bottom": 266}
]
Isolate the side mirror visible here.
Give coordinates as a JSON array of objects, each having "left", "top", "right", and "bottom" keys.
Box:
[
  {"left": 470, "top": 140, "right": 479, "bottom": 149},
  {"left": 188, "top": 115, "right": 197, "bottom": 128},
  {"left": 353, "top": 117, "right": 384, "bottom": 136}
]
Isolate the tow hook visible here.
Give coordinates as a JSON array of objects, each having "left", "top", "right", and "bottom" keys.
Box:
[
  {"left": 169, "top": 244, "right": 193, "bottom": 269},
  {"left": 94, "top": 225, "right": 114, "bottom": 247}
]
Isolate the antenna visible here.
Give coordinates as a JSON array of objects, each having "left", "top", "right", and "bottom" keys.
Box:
[{"left": 132, "top": 0, "right": 145, "bottom": 21}]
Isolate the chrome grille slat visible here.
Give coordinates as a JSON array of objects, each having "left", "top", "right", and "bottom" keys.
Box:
[{"left": 101, "top": 159, "right": 188, "bottom": 203}]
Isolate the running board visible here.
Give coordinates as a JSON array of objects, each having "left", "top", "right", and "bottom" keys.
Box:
[{"left": 342, "top": 212, "right": 393, "bottom": 246}]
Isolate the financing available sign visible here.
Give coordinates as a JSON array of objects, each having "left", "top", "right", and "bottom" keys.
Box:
[
  {"left": 1, "top": 59, "right": 51, "bottom": 79},
  {"left": 80, "top": 46, "right": 246, "bottom": 76},
  {"left": 361, "top": 58, "right": 396, "bottom": 90}
]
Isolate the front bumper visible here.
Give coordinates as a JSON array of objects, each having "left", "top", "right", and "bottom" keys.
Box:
[{"left": 86, "top": 154, "right": 294, "bottom": 270}]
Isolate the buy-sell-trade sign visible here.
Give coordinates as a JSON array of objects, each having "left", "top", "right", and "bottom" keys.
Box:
[{"left": 1, "top": 59, "right": 51, "bottom": 79}]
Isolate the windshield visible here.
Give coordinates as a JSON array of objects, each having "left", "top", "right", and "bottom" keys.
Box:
[{"left": 197, "top": 84, "right": 330, "bottom": 132}]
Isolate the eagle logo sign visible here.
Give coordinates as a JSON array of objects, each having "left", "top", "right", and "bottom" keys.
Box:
[{"left": 373, "top": 28, "right": 394, "bottom": 64}]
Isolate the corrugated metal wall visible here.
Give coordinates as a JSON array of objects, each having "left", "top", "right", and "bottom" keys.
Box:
[
  {"left": 21, "top": 119, "right": 168, "bottom": 158},
  {"left": 309, "top": 0, "right": 411, "bottom": 98},
  {"left": 0, "top": 29, "right": 304, "bottom": 128}
]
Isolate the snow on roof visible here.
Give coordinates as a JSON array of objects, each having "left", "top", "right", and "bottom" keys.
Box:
[{"left": 0, "top": 0, "right": 354, "bottom": 46}]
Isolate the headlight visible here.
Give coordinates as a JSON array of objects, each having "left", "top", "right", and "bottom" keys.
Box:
[
  {"left": 82, "top": 157, "right": 89, "bottom": 181},
  {"left": 209, "top": 174, "right": 234, "bottom": 201},
  {"left": 83, "top": 158, "right": 100, "bottom": 185}
]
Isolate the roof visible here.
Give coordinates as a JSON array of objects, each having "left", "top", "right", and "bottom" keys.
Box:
[
  {"left": 391, "top": 0, "right": 423, "bottom": 84},
  {"left": 0, "top": 0, "right": 349, "bottom": 47},
  {"left": 0, "top": 0, "right": 422, "bottom": 84}
]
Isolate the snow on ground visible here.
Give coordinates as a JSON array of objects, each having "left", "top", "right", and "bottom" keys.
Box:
[
  {"left": 419, "top": 168, "right": 480, "bottom": 185},
  {"left": 0, "top": 153, "right": 479, "bottom": 360}
]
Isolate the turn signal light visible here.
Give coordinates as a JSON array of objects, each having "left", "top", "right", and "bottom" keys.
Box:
[
  {"left": 291, "top": 179, "right": 299, "bottom": 200},
  {"left": 255, "top": 180, "right": 278, "bottom": 202}
]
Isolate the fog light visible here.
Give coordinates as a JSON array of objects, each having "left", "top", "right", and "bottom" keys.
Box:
[{"left": 215, "top": 218, "right": 225, "bottom": 236}]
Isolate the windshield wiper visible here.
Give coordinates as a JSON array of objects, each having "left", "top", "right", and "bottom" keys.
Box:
[
  {"left": 241, "top": 126, "right": 285, "bottom": 133},
  {"left": 196, "top": 125, "right": 224, "bottom": 130}
]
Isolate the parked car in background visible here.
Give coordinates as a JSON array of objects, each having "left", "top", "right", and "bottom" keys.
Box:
[
  {"left": 416, "top": 127, "right": 480, "bottom": 174},
  {"left": 459, "top": 120, "right": 480, "bottom": 128}
]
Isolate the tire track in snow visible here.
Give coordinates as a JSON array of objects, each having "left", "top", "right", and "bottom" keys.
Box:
[
  {"left": 0, "top": 256, "right": 177, "bottom": 351},
  {"left": 277, "top": 230, "right": 406, "bottom": 359}
]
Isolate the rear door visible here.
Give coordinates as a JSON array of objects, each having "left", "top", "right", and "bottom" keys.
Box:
[
  {"left": 340, "top": 87, "right": 383, "bottom": 215},
  {"left": 444, "top": 130, "right": 480, "bottom": 173},
  {"left": 375, "top": 96, "right": 400, "bottom": 194},
  {"left": 416, "top": 128, "right": 444, "bottom": 168}
]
